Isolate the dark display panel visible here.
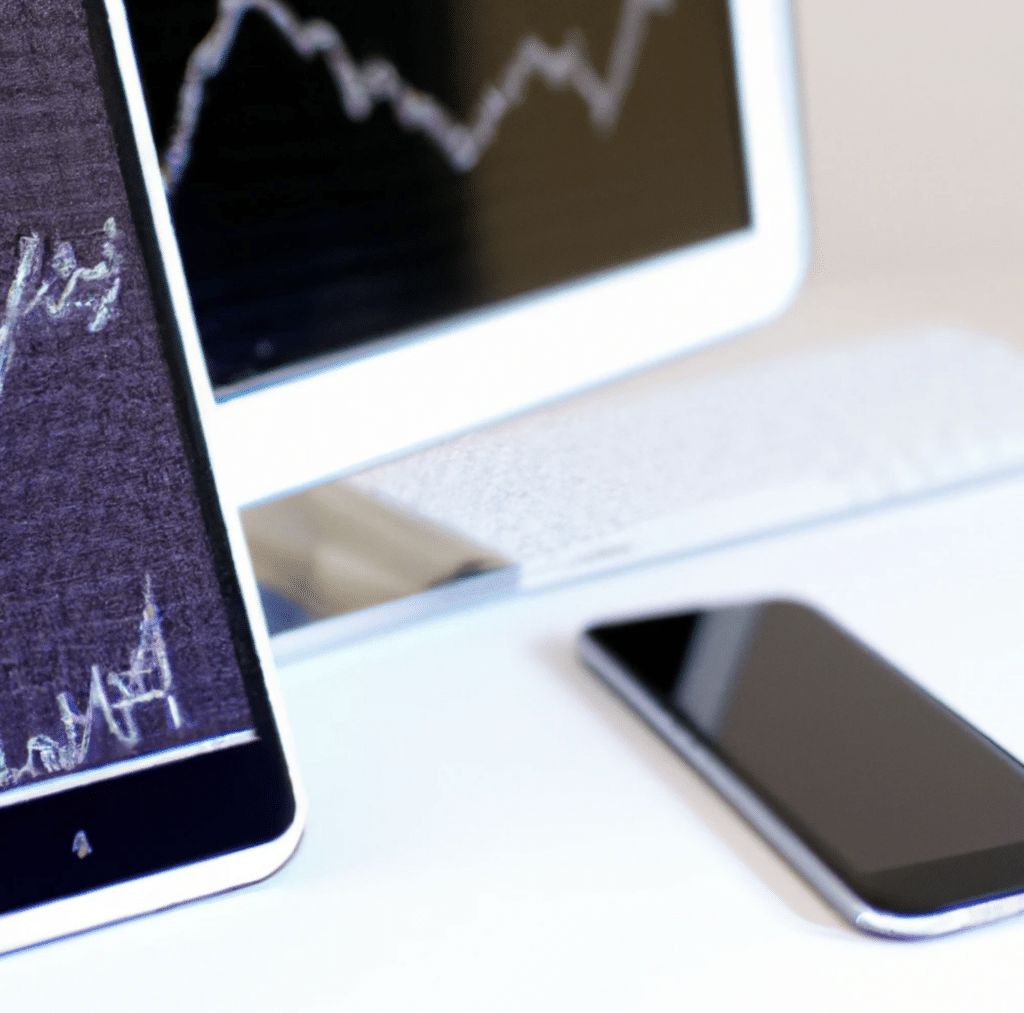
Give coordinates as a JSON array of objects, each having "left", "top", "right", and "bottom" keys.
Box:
[
  {"left": 123, "top": 0, "right": 750, "bottom": 390},
  {"left": 0, "top": 0, "right": 262, "bottom": 800}
]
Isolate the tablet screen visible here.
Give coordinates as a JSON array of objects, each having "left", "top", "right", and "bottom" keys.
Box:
[
  {"left": 0, "top": 0, "right": 256, "bottom": 804},
  {"left": 124, "top": 0, "right": 750, "bottom": 390}
]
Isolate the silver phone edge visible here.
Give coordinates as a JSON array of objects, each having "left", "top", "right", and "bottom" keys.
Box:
[{"left": 577, "top": 633, "right": 1024, "bottom": 940}]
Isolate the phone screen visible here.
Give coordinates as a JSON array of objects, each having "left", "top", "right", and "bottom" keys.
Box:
[
  {"left": 587, "top": 602, "right": 1024, "bottom": 915},
  {"left": 0, "top": 0, "right": 294, "bottom": 918}
]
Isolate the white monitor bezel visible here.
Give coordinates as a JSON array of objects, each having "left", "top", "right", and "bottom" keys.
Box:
[{"left": 204, "top": 0, "right": 807, "bottom": 507}]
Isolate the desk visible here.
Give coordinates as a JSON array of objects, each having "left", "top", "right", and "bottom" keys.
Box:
[
  {"left": 2, "top": 472, "right": 1023, "bottom": 1009},
  {"left": 4, "top": 0, "right": 1023, "bottom": 1003}
]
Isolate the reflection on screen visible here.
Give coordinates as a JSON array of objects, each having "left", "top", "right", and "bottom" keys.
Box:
[
  {"left": 124, "top": 0, "right": 750, "bottom": 389},
  {"left": 673, "top": 603, "right": 1024, "bottom": 875}
]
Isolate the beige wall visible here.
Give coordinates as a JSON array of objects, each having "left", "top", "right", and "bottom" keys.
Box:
[
  {"left": 795, "top": 0, "right": 1024, "bottom": 279},
  {"left": 603, "top": 0, "right": 1024, "bottom": 391}
]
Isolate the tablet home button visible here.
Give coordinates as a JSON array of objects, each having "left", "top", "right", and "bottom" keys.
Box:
[{"left": 72, "top": 830, "right": 92, "bottom": 860}]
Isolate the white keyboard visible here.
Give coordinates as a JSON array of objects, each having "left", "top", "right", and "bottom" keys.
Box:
[{"left": 351, "top": 329, "right": 1024, "bottom": 589}]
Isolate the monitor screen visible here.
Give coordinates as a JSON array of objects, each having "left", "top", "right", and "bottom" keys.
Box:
[{"left": 123, "top": 0, "right": 750, "bottom": 393}]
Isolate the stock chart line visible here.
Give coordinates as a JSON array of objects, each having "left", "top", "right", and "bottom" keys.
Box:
[
  {"left": 160, "top": 0, "right": 675, "bottom": 191},
  {"left": 0, "top": 576, "right": 183, "bottom": 788},
  {"left": 0, "top": 219, "right": 121, "bottom": 401}
]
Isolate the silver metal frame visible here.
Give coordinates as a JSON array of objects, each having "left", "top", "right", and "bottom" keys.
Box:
[{"left": 578, "top": 631, "right": 1024, "bottom": 940}]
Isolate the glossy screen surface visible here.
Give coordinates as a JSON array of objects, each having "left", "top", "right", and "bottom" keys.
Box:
[
  {"left": 122, "top": 0, "right": 750, "bottom": 390},
  {"left": 589, "top": 602, "right": 1024, "bottom": 910},
  {"left": 0, "top": 0, "right": 255, "bottom": 803}
]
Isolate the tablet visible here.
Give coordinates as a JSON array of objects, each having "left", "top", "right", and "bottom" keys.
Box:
[{"left": 0, "top": 0, "right": 302, "bottom": 953}]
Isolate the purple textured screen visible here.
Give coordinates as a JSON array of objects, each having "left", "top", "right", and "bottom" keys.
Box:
[{"left": 0, "top": 0, "right": 253, "bottom": 795}]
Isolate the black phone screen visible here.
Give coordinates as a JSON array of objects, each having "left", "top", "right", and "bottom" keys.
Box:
[
  {"left": 587, "top": 602, "right": 1024, "bottom": 915},
  {"left": 0, "top": 0, "right": 294, "bottom": 916}
]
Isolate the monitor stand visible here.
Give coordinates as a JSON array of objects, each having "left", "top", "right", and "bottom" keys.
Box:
[{"left": 242, "top": 481, "right": 516, "bottom": 665}]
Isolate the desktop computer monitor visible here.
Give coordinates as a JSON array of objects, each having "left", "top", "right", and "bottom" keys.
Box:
[{"left": 115, "top": 0, "right": 806, "bottom": 510}]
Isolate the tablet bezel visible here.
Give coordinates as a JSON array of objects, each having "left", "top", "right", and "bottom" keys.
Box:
[{"left": 205, "top": 0, "right": 808, "bottom": 507}]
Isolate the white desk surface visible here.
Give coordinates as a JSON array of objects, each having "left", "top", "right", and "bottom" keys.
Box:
[
  {"left": 3, "top": 472, "right": 1024, "bottom": 1009},
  {"left": 4, "top": 1, "right": 1023, "bottom": 1002}
]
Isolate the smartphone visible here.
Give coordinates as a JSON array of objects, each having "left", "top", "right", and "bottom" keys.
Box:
[
  {"left": 0, "top": 0, "right": 302, "bottom": 952},
  {"left": 580, "top": 600, "right": 1024, "bottom": 938}
]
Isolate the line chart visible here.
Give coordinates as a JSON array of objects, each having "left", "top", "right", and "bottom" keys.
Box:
[
  {"left": 0, "top": 576, "right": 183, "bottom": 788},
  {"left": 160, "top": 0, "right": 675, "bottom": 191},
  {"left": 0, "top": 219, "right": 121, "bottom": 401},
  {"left": 0, "top": 234, "right": 38, "bottom": 399}
]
